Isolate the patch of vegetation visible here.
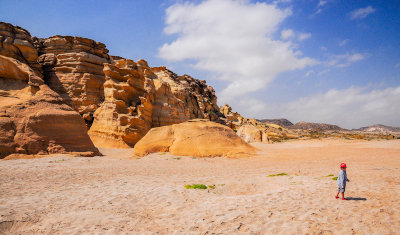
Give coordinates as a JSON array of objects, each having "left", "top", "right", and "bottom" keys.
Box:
[
  {"left": 207, "top": 185, "right": 215, "bottom": 189},
  {"left": 233, "top": 129, "right": 237, "bottom": 132},
  {"left": 332, "top": 176, "right": 338, "bottom": 180},
  {"left": 268, "top": 173, "right": 288, "bottom": 177},
  {"left": 173, "top": 157, "right": 181, "bottom": 160},
  {"left": 326, "top": 174, "right": 334, "bottom": 177},
  {"left": 185, "top": 184, "right": 207, "bottom": 189}
]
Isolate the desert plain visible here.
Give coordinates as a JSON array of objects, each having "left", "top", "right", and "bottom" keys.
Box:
[{"left": 1, "top": 139, "right": 399, "bottom": 234}]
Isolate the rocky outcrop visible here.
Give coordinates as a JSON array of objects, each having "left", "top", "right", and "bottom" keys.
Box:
[
  {"left": 290, "top": 121, "right": 344, "bottom": 131},
  {"left": 237, "top": 125, "right": 270, "bottom": 144},
  {"left": 0, "top": 22, "right": 41, "bottom": 75},
  {"left": 152, "top": 67, "right": 220, "bottom": 127},
  {"left": 88, "top": 59, "right": 156, "bottom": 148},
  {"left": 133, "top": 119, "right": 256, "bottom": 158},
  {"left": 354, "top": 124, "right": 400, "bottom": 133},
  {"left": 37, "top": 35, "right": 110, "bottom": 127},
  {"left": 88, "top": 63, "right": 222, "bottom": 147},
  {"left": 258, "top": 118, "right": 293, "bottom": 127},
  {"left": 0, "top": 55, "right": 99, "bottom": 158}
]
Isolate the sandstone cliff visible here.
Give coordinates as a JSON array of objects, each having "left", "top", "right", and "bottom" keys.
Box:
[
  {"left": 37, "top": 35, "right": 110, "bottom": 127},
  {"left": 0, "top": 22, "right": 99, "bottom": 158},
  {"left": 88, "top": 59, "right": 156, "bottom": 148},
  {"left": 1, "top": 21, "right": 226, "bottom": 154}
]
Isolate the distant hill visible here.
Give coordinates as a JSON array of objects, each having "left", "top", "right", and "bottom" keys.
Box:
[
  {"left": 257, "top": 119, "right": 293, "bottom": 127},
  {"left": 354, "top": 124, "right": 400, "bottom": 133},
  {"left": 290, "top": 121, "right": 344, "bottom": 131}
]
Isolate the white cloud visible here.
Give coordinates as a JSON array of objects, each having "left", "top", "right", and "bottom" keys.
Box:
[
  {"left": 159, "top": 0, "right": 316, "bottom": 103},
  {"left": 326, "top": 53, "right": 367, "bottom": 68},
  {"left": 278, "top": 86, "right": 400, "bottom": 129},
  {"left": 298, "top": 33, "right": 311, "bottom": 41},
  {"left": 304, "top": 70, "right": 315, "bottom": 77},
  {"left": 318, "top": 69, "right": 330, "bottom": 76},
  {"left": 281, "top": 29, "right": 295, "bottom": 40},
  {"left": 350, "top": 6, "right": 376, "bottom": 20},
  {"left": 339, "top": 39, "right": 349, "bottom": 47},
  {"left": 318, "top": 0, "right": 328, "bottom": 7}
]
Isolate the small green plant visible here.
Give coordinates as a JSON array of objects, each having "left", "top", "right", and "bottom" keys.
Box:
[
  {"left": 233, "top": 129, "right": 237, "bottom": 132},
  {"left": 326, "top": 174, "right": 334, "bottom": 177},
  {"left": 268, "top": 173, "right": 288, "bottom": 177},
  {"left": 185, "top": 184, "right": 207, "bottom": 189},
  {"left": 173, "top": 157, "right": 181, "bottom": 160},
  {"left": 207, "top": 185, "right": 215, "bottom": 189},
  {"left": 332, "top": 176, "right": 338, "bottom": 180}
]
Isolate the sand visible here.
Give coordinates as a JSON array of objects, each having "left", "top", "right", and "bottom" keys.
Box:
[{"left": 1, "top": 139, "right": 399, "bottom": 234}]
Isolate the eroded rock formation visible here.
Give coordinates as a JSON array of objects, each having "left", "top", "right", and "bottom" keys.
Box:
[
  {"left": 133, "top": 119, "right": 256, "bottom": 158},
  {"left": 37, "top": 35, "right": 110, "bottom": 127},
  {"left": 152, "top": 67, "right": 220, "bottom": 127},
  {"left": 88, "top": 59, "right": 156, "bottom": 148},
  {"left": 1, "top": 21, "right": 226, "bottom": 154}
]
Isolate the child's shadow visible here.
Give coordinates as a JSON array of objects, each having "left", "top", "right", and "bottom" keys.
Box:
[{"left": 346, "top": 197, "right": 367, "bottom": 201}]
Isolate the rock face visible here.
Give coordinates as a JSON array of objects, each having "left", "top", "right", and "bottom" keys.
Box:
[
  {"left": 1, "top": 21, "right": 227, "bottom": 153},
  {"left": 152, "top": 67, "right": 220, "bottom": 127},
  {"left": 0, "top": 24, "right": 100, "bottom": 158},
  {"left": 88, "top": 64, "right": 222, "bottom": 147},
  {"left": 37, "top": 35, "right": 110, "bottom": 127},
  {"left": 237, "top": 125, "right": 270, "bottom": 144},
  {"left": 0, "top": 22, "right": 41, "bottom": 75},
  {"left": 133, "top": 119, "right": 256, "bottom": 158},
  {"left": 88, "top": 59, "right": 156, "bottom": 148}
]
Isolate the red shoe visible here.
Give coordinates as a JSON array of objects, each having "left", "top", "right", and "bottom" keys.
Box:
[
  {"left": 342, "top": 198, "right": 347, "bottom": 200},
  {"left": 335, "top": 196, "right": 339, "bottom": 199}
]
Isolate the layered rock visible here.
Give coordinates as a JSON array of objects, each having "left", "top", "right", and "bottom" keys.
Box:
[
  {"left": 133, "top": 119, "right": 256, "bottom": 158},
  {"left": 0, "top": 56, "right": 99, "bottom": 158},
  {"left": 0, "top": 22, "right": 99, "bottom": 158},
  {"left": 88, "top": 59, "right": 156, "bottom": 148},
  {"left": 152, "top": 67, "right": 220, "bottom": 127},
  {"left": 37, "top": 35, "right": 110, "bottom": 127},
  {"left": 0, "top": 22, "right": 41, "bottom": 75}
]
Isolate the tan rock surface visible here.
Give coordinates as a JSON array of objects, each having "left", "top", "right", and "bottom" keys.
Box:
[
  {"left": 88, "top": 59, "right": 155, "bottom": 148},
  {"left": 37, "top": 35, "right": 110, "bottom": 127},
  {"left": 237, "top": 124, "right": 266, "bottom": 143},
  {"left": 152, "top": 67, "right": 220, "bottom": 127},
  {"left": 0, "top": 22, "right": 41, "bottom": 75},
  {"left": 0, "top": 23, "right": 99, "bottom": 158},
  {"left": 133, "top": 119, "right": 256, "bottom": 158}
]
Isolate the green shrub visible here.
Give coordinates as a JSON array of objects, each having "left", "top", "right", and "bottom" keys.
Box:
[
  {"left": 332, "top": 176, "right": 338, "bottom": 180},
  {"left": 268, "top": 173, "right": 288, "bottom": 177},
  {"left": 185, "top": 184, "right": 207, "bottom": 189},
  {"left": 326, "top": 174, "right": 334, "bottom": 177}
]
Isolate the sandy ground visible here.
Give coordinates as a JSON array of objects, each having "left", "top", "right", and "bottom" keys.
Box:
[{"left": 0, "top": 139, "right": 399, "bottom": 234}]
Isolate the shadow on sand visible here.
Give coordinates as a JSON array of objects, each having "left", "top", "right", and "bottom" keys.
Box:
[{"left": 346, "top": 197, "right": 367, "bottom": 201}]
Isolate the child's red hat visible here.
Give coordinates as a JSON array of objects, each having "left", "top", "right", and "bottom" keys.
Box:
[{"left": 340, "top": 163, "right": 347, "bottom": 168}]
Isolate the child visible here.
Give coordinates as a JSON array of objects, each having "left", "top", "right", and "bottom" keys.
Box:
[{"left": 335, "top": 163, "right": 350, "bottom": 200}]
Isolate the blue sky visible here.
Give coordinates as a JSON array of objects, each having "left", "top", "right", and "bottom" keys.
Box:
[{"left": 1, "top": 0, "right": 399, "bottom": 128}]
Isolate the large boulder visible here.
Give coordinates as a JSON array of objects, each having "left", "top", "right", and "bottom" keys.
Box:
[{"left": 133, "top": 119, "right": 256, "bottom": 158}]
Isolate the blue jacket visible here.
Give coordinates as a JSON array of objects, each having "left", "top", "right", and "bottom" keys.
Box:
[{"left": 337, "top": 170, "right": 349, "bottom": 188}]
